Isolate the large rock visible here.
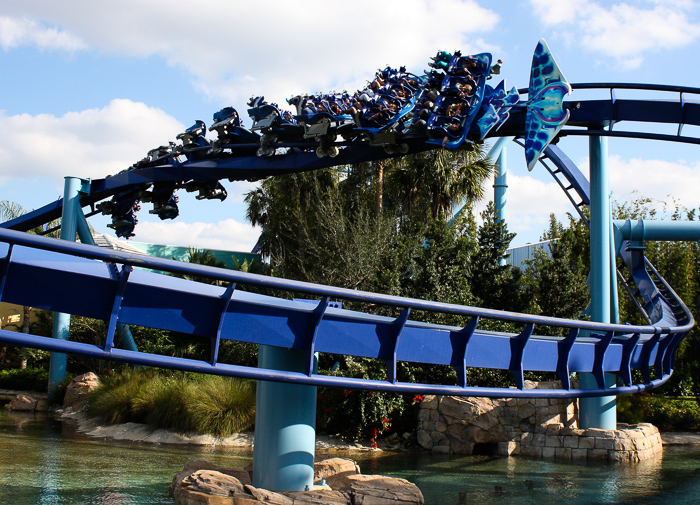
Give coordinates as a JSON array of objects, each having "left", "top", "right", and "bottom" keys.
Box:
[
  {"left": 4, "top": 393, "right": 47, "bottom": 412},
  {"left": 171, "top": 460, "right": 252, "bottom": 498},
  {"left": 187, "top": 470, "right": 245, "bottom": 496},
  {"left": 244, "top": 485, "right": 293, "bottom": 505},
  {"left": 62, "top": 372, "right": 99, "bottom": 411},
  {"left": 171, "top": 459, "right": 424, "bottom": 505},
  {"left": 314, "top": 457, "right": 361, "bottom": 490},
  {"left": 285, "top": 489, "right": 349, "bottom": 504},
  {"left": 438, "top": 396, "right": 500, "bottom": 431},
  {"left": 347, "top": 474, "right": 424, "bottom": 504}
]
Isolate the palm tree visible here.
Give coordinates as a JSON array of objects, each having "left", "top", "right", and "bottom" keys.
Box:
[
  {"left": 245, "top": 169, "right": 337, "bottom": 262},
  {"left": 170, "top": 248, "right": 228, "bottom": 285},
  {"left": 385, "top": 146, "right": 493, "bottom": 221}
]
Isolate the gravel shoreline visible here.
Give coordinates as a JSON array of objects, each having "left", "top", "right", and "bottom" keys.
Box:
[{"left": 57, "top": 408, "right": 397, "bottom": 452}]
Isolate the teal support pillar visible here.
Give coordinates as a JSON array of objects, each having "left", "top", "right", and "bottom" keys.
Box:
[
  {"left": 490, "top": 136, "right": 513, "bottom": 267},
  {"left": 489, "top": 136, "right": 514, "bottom": 224},
  {"left": 48, "top": 177, "right": 84, "bottom": 396},
  {"left": 252, "top": 345, "right": 317, "bottom": 492},
  {"left": 494, "top": 147, "right": 508, "bottom": 267},
  {"left": 494, "top": 145, "right": 508, "bottom": 224},
  {"left": 116, "top": 323, "right": 139, "bottom": 352},
  {"left": 580, "top": 133, "right": 617, "bottom": 430}
]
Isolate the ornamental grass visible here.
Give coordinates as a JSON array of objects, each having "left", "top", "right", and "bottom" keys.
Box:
[{"left": 86, "top": 370, "right": 255, "bottom": 437}]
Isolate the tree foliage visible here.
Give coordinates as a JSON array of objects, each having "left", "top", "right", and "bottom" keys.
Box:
[
  {"left": 243, "top": 149, "right": 522, "bottom": 440},
  {"left": 523, "top": 213, "right": 590, "bottom": 330}
]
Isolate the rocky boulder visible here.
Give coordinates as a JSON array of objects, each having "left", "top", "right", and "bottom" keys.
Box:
[
  {"left": 171, "top": 460, "right": 252, "bottom": 498},
  {"left": 285, "top": 490, "right": 349, "bottom": 505},
  {"left": 347, "top": 474, "right": 424, "bottom": 504},
  {"left": 171, "top": 459, "right": 424, "bottom": 505},
  {"left": 5, "top": 394, "right": 49, "bottom": 412},
  {"left": 314, "top": 457, "right": 360, "bottom": 490},
  {"left": 62, "top": 372, "right": 100, "bottom": 412},
  {"left": 176, "top": 470, "right": 247, "bottom": 505},
  {"left": 244, "top": 484, "right": 293, "bottom": 504},
  {"left": 4, "top": 393, "right": 48, "bottom": 412}
]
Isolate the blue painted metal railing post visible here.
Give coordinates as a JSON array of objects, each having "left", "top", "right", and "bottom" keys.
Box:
[
  {"left": 252, "top": 345, "right": 317, "bottom": 492},
  {"left": 580, "top": 132, "right": 617, "bottom": 430},
  {"left": 48, "top": 177, "right": 85, "bottom": 396},
  {"left": 75, "top": 212, "right": 139, "bottom": 353}
]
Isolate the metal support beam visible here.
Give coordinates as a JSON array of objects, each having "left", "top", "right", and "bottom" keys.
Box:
[
  {"left": 48, "top": 177, "right": 84, "bottom": 396},
  {"left": 614, "top": 219, "right": 700, "bottom": 242},
  {"left": 253, "top": 345, "right": 317, "bottom": 492},
  {"left": 490, "top": 137, "right": 513, "bottom": 267},
  {"left": 580, "top": 133, "right": 617, "bottom": 430},
  {"left": 490, "top": 137, "right": 512, "bottom": 223},
  {"left": 76, "top": 210, "right": 140, "bottom": 354},
  {"left": 493, "top": 144, "right": 508, "bottom": 225}
]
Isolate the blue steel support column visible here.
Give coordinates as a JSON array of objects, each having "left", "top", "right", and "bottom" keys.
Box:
[
  {"left": 490, "top": 137, "right": 513, "bottom": 267},
  {"left": 494, "top": 147, "right": 508, "bottom": 266},
  {"left": 609, "top": 216, "right": 620, "bottom": 324},
  {"left": 494, "top": 145, "right": 508, "bottom": 224},
  {"left": 48, "top": 177, "right": 83, "bottom": 395},
  {"left": 580, "top": 133, "right": 617, "bottom": 430},
  {"left": 253, "top": 345, "right": 317, "bottom": 492}
]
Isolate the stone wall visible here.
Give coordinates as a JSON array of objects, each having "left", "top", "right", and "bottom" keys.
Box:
[
  {"left": 416, "top": 381, "right": 662, "bottom": 462},
  {"left": 519, "top": 423, "right": 663, "bottom": 462},
  {"left": 417, "top": 381, "right": 577, "bottom": 455}
]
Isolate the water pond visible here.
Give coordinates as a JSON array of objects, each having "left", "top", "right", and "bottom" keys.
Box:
[{"left": 1, "top": 411, "right": 699, "bottom": 504}]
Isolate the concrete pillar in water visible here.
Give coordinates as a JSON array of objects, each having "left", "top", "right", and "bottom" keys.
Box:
[
  {"left": 252, "top": 345, "right": 317, "bottom": 491},
  {"left": 580, "top": 133, "right": 617, "bottom": 430},
  {"left": 48, "top": 177, "right": 84, "bottom": 396}
]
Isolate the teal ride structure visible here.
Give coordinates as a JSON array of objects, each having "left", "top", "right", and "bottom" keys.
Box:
[{"left": 1, "top": 40, "right": 700, "bottom": 491}]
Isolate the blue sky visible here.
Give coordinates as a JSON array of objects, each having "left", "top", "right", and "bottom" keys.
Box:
[{"left": 2, "top": 0, "right": 700, "bottom": 251}]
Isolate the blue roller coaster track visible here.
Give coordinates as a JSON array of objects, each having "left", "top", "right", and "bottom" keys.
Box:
[{"left": 0, "top": 43, "right": 697, "bottom": 400}]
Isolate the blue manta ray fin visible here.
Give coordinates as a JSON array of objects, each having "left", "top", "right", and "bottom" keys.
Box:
[{"left": 524, "top": 39, "right": 572, "bottom": 171}]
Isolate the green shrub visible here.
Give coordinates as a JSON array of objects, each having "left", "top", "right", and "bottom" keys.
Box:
[
  {"left": 316, "top": 387, "right": 405, "bottom": 446},
  {"left": 86, "top": 370, "right": 256, "bottom": 436},
  {"left": 0, "top": 367, "right": 49, "bottom": 391},
  {"left": 618, "top": 393, "right": 700, "bottom": 430},
  {"left": 186, "top": 376, "right": 256, "bottom": 437},
  {"left": 644, "top": 397, "right": 700, "bottom": 431},
  {"left": 86, "top": 371, "right": 152, "bottom": 424},
  {"left": 135, "top": 374, "right": 196, "bottom": 433}
]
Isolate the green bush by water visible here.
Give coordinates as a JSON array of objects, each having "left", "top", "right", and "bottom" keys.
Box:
[
  {"left": 0, "top": 367, "right": 49, "bottom": 392},
  {"left": 86, "top": 370, "right": 256, "bottom": 437},
  {"left": 618, "top": 393, "right": 700, "bottom": 431}
]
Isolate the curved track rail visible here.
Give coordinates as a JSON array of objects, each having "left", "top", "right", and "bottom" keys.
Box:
[{"left": 0, "top": 83, "right": 697, "bottom": 398}]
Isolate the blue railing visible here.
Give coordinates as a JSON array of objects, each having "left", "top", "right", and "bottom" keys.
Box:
[{"left": 0, "top": 226, "right": 693, "bottom": 398}]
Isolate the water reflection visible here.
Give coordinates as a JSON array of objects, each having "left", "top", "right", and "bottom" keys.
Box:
[
  {"left": 353, "top": 445, "right": 699, "bottom": 505},
  {"left": 0, "top": 410, "right": 698, "bottom": 505}
]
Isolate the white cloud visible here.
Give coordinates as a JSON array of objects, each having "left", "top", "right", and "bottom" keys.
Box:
[
  {"left": 529, "top": 0, "right": 589, "bottom": 24},
  {"left": 606, "top": 154, "right": 700, "bottom": 210},
  {"left": 0, "top": 1, "right": 500, "bottom": 105},
  {"left": 135, "top": 219, "right": 259, "bottom": 252},
  {"left": 0, "top": 100, "right": 183, "bottom": 182},
  {"left": 530, "top": 0, "right": 700, "bottom": 68},
  {"left": 474, "top": 172, "right": 573, "bottom": 246},
  {"left": 0, "top": 16, "right": 85, "bottom": 51}
]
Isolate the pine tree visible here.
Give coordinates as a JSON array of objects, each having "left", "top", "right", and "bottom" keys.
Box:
[{"left": 469, "top": 202, "right": 526, "bottom": 312}]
